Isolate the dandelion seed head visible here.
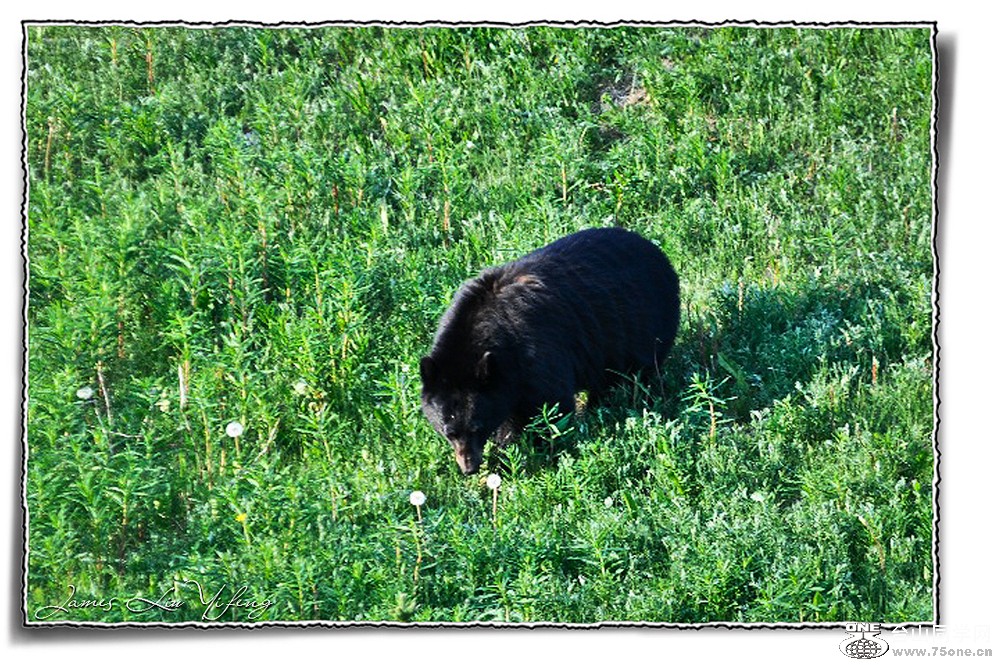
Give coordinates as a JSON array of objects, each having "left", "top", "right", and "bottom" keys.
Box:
[
  {"left": 226, "top": 421, "right": 244, "bottom": 438},
  {"left": 409, "top": 490, "right": 426, "bottom": 507},
  {"left": 76, "top": 386, "right": 94, "bottom": 400},
  {"left": 486, "top": 474, "right": 502, "bottom": 490},
  {"left": 604, "top": 496, "right": 613, "bottom": 508}
]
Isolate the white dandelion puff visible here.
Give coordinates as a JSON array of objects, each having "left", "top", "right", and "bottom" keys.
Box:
[
  {"left": 409, "top": 491, "right": 426, "bottom": 507},
  {"left": 76, "top": 386, "right": 94, "bottom": 400},
  {"left": 486, "top": 474, "right": 502, "bottom": 490},
  {"left": 226, "top": 421, "right": 245, "bottom": 438}
]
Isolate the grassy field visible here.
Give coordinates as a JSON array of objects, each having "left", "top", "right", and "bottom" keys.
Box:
[{"left": 24, "top": 24, "right": 935, "bottom": 624}]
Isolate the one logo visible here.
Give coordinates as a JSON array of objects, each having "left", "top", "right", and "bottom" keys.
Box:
[{"left": 840, "top": 623, "right": 890, "bottom": 659}]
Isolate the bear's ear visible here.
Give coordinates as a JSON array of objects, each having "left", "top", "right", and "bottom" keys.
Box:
[
  {"left": 419, "top": 356, "right": 436, "bottom": 385},
  {"left": 475, "top": 350, "right": 495, "bottom": 384}
]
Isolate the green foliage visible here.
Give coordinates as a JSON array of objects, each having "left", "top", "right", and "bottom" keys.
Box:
[{"left": 25, "top": 25, "right": 933, "bottom": 623}]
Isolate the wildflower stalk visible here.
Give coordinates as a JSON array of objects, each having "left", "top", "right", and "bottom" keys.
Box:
[
  {"left": 226, "top": 421, "right": 244, "bottom": 470},
  {"left": 487, "top": 474, "right": 502, "bottom": 527},
  {"left": 409, "top": 491, "right": 426, "bottom": 584},
  {"left": 412, "top": 521, "right": 422, "bottom": 585}
]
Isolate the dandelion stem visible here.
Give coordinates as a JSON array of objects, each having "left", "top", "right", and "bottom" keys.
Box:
[
  {"left": 487, "top": 474, "right": 502, "bottom": 526},
  {"left": 408, "top": 491, "right": 427, "bottom": 584},
  {"left": 492, "top": 487, "right": 498, "bottom": 526},
  {"left": 412, "top": 521, "right": 423, "bottom": 585}
]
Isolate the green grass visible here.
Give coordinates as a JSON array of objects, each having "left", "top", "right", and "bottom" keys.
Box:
[{"left": 24, "top": 24, "right": 934, "bottom": 624}]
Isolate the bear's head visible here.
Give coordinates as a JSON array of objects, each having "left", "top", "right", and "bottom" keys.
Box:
[{"left": 419, "top": 350, "right": 512, "bottom": 475}]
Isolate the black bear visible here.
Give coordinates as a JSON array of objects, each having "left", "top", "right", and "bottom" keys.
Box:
[{"left": 420, "top": 227, "right": 680, "bottom": 475}]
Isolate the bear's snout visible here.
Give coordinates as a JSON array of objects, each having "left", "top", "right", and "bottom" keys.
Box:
[{"left": 452, "top": 442, "right": 483, "bottom": 475}]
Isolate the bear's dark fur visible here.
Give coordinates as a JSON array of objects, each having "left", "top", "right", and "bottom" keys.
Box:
[{"left": 420, "top": 227, "right": 680, "bottom": 475}]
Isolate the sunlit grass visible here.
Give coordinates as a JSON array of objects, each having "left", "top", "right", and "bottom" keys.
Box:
[{"left": 25, "top": 24, "right": 934, "bottom": 624}]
